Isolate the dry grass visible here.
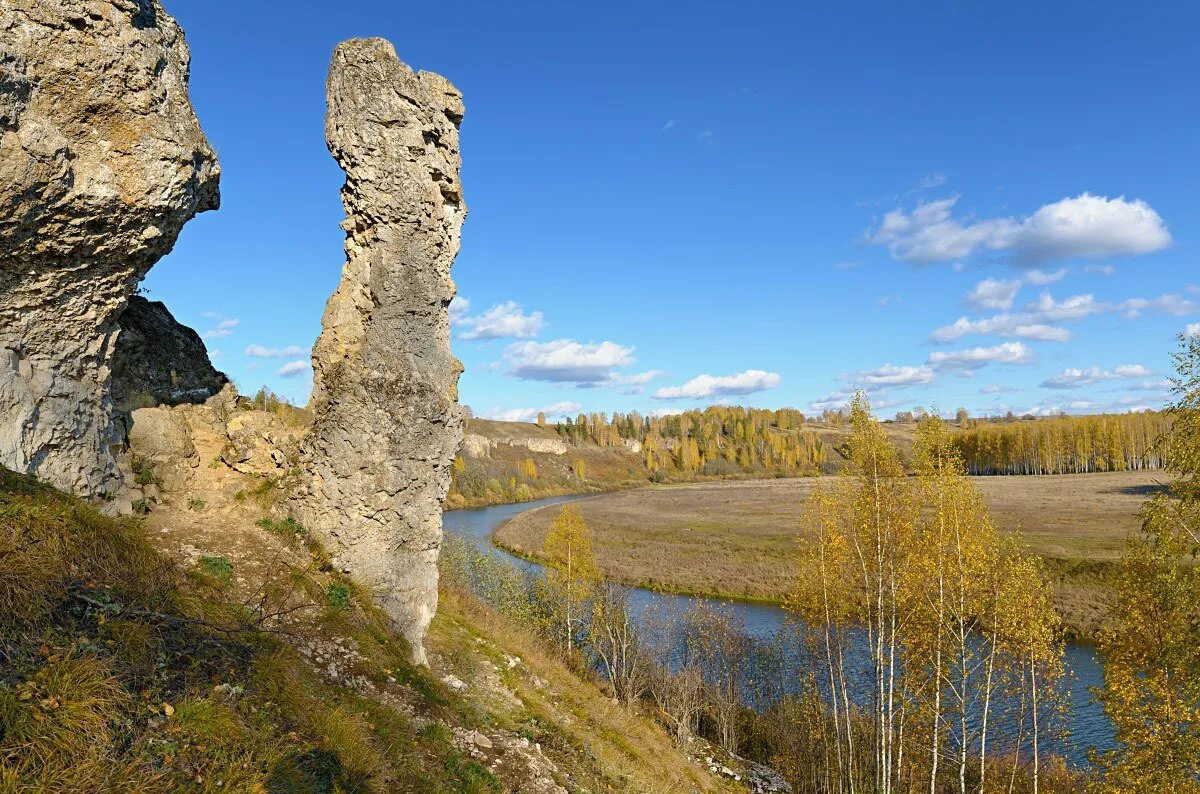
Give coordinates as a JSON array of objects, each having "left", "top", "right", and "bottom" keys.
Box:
[
  {"left": 430, "top": 588, "right": 738, "bottom": 793},
  {"left": 493, "top": 470, "right": 1165, "bottom": 637}
]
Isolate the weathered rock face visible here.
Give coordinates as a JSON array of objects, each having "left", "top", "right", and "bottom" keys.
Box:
[
  {"left": 293, "top": 38, "right": 465, "bottom": 663},
  {"left": 112, "top": 296, "right": 227, "bottom": 414},
  {"left": 0, "top": 0, "right": 220, "bottom": 496}
]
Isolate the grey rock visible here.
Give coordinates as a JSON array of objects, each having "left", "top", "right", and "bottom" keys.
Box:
[
  {"left": 0, "top": 0, "right": 219, "bottom": 497},
  {"left": 295, "top": 38, "right": 466, "bottom": 665},
  {"left": 128, "top": 406, "right": 197, "bottom": 469},
  {"left": 112, "top": 296, "right": 227, "bottom": 414}
]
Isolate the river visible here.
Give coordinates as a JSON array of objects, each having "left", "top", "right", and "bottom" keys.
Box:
[{"left": 443, "top": 494, "right": 1115, "bottom": 768}]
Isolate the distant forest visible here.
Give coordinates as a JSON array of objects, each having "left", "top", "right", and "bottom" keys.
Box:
[
  {"left": 952, "top": 410, "right": 1169, "bottom": 475},
  {"left": 553, "top": 406, "right": 827, "bottom": 476}
]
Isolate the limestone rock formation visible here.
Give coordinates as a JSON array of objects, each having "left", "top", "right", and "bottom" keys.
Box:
[
  {"left": 112, "top": 296, "right": 228, "bottom": 414},
  {"left": 0, "top": 0, "right": 220, "bottom": 496},
  {"left": 293, "top": 38, "right": 466, "bottom": 663}
]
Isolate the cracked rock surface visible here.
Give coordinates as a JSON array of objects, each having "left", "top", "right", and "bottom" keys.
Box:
[
  {"left": 0, "top": 0, "right": 219, "bottom": 496},
  {"left": 294, "top": 38, "right": 466, "bottom": 664}
]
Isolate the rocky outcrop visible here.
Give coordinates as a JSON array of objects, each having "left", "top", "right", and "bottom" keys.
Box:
[
  {"left": 293, "top": 38, "right": 466, "bottom": 663},
  {"left": 112, "top": 296, "right": 227, "bottom": 414},
  {"left": 0, "top": 0, "right": 220, "bottom": 497}
]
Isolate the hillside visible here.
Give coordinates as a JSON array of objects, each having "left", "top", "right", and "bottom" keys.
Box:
[
  {"left": 0, "top": 405, "right": 746, "bottom": 792},
  {"left": 450, "top": 409, "right": 1168, "bottom": 510}
]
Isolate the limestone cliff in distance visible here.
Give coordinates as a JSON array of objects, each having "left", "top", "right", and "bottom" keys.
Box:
[
  {"left": 294, "top": 38, "right": 466, "bottom": 664},
  {"left": 0, "top": 0, "right": 220, "bottom": 496}
]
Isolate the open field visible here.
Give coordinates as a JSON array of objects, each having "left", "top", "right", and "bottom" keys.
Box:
[{"left": 492, "top": 470, "right": 1168, "bottom": 638}]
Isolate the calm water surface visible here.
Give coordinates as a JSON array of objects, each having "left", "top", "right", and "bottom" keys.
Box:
[{"left": 444, "top": 494, "right": 1114, "bottom": 767}]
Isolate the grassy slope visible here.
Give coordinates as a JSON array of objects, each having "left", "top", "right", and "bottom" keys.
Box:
[
  {"left": 492, "top": 471, "right": 1164, "bottom": 638},
  {"left": 0, "top": 466, "right": 734, "bottom": 792}
]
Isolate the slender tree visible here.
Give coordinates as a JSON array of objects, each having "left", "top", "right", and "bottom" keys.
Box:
[{"left": 540, "top": 506, "right": 600, "bottom": 656}]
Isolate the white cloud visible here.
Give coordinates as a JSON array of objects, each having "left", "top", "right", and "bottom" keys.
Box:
[
  {"left": 456, "top": 301, "right": 545, "bottom": 341},
  {"left": 503, "top": 339, "right": 635, "bottom": 385},
  {"left": 847, "top": 364, "right": 935, "bottom": 388},
  {"left": 278, "top": 360, "right": 310, "bottom": 379},
  {"left": 930, "top": 315, "right": 1072, "bottom": 343},
  {"left": 931, "top": 289, "right": 1193, "bottom": 344},
  {"left": 1024, "top": 268, "right": 1068, "bottom": 285},
  {"left": 918, "top": 172, "right": 946, "bottom": 190},
  {"left": 1118, "top": 293, "right": 1193, "bottom": 318},
  {"left": 696, "top": 129, "right": 713, "bottom": 143},
  {"left": 1188, "top": 323, "right": 1200, "bottom": 336},
  {"left": 1040, "top": 364, "right": 1156, "bottom": 389},
  {"left": 1128, "top": 379, "right": 1173, "bottom": 392},
  {"left": 653, "top": 369, "right": 781, "bottom": 401},
  {"left": 927, "top": 342, "right": 1033, "bottom": 371},
  {"left": 1084, "top": 264, "right": 1116, "bottom": 276},
  {"left": 835, "top": 261, "right": 861, "bottom": 270},
  {"left": 201, "top": 314, "right": 239, "bottom": 339},
  {"left": 967, "top": 278, "right": 1022, "bottom": 310},
  {"left": 869, "top": 193, "right": 1171, "bottom": 266},
  {"left": 481, "top": 400, "right": 582, "bottom": 423},
  {"left": 449, "top": 296, "right": 471, "bottom": 323},
  {"left": 980, "top": 384, "right": 1018, "bottom": 394},
  {"left": 245, "top": 343, "right": 307, "bottom": 359},
  {"left": 876, "top": 295, "right": 902, "bottom": 308}
]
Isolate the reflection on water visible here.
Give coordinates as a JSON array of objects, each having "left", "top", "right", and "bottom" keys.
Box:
[{"left": 444, "top": 495, "right": 1115, "bottom": 767}]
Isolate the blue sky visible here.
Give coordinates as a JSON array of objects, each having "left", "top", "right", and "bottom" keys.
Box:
[{"left": 150, "top": 1, "right": 1200, "bottom": 421}]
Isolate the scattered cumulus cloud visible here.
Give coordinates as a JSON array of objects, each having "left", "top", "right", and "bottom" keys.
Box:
[
  {"left": 1040, "top": 364, "right": 1156, "bottom": 389},
  {"left": 927, "top": 342, "right": 1034, "bottom": 371},
  {"left": 846, "top": 364, "right": 934, "bottom": 388},
  {"left": 1025, "top": 268, "right": 1069, "bottom": 285},
  {"left": 964, "top": 270, "right": 1068, "bottom": 311},
  {"left": 278, "top": 360, "right": 310, "bottom": 379},
  {"left": 200, "top": 313, "right": 239, "bottom": 339},
  {"left": 245, "top": 343, "right": 307, "bottom": 359},
  {"left": 456, "top": 301, "right": 545, "bottom": 341},
  {"left": 1128, "top": 379, "right": 1173, "bottom": 392},
  {"left": 966, "top": 278, "right": 1022, "bottom": 310},
  {"left": 1085, "top": 264, "right": 1116, "bottom": 276},
  {"left": 1118, "top": 293, "right": 1193, "bottom": 318},
  {"left": 1188, "top": 322, "right": 1200, "bottom": 336},
  {"left": 661, "top": 120, "right": 677, "bottom": 131},
  {"left": 980, "top": 384, "right": 1018, "bottom": 394},
  {"left": 449, "top": 296, "right": 471, "bottom": 323},
  {"left": 931, "top": 290, "right": 1193, "bottom": 344},
  {"left": 876, "top": 295, "right": 902, "bottom": 308},
  {"left": 869, "top": 193, "right": 1171, "bottom": 267},
  {"left": 481, "top": 400, "right": 582, "bottom": 423},
  {"left": 653, "top": 369, "right": 781, "bottom": 401},
  {"left": 503, "top": 339, "right": 635, "bottom": 385}
]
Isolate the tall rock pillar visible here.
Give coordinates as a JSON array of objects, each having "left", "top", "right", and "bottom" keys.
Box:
[{"left": 296, "top": 38, "right": 466, "bottom": 663}]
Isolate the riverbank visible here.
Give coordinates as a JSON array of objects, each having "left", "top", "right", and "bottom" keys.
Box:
[
  {"left": 491, "top": 471, "right": 1163, "bottom": 639},
  {"left": 445, "top": 492, "right": 1116, "bottom": 770}
]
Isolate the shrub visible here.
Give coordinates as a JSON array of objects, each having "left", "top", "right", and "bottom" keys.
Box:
[
  {"left": 187, "top": 497, "right": 206, "bottom": 511},
  {"left": 131, "top": 498, "right": 151, "bottom": 515},
  {"left": 325, "top": 582, "right": 352, "bottom": 611},
  {"left": 199, "top": 555, "right": 233, "bottom": 584}
]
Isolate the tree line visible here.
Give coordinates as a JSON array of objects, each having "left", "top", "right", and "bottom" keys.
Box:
[
  {"left": 554, "top": 406, "right": 828, "bottom": 476},
  {"left": 952, "top": 412, "right": 1170, "bottom": 475}
]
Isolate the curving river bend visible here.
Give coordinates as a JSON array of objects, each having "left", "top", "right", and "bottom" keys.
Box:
[{"left": 444, "top": 494, "right": 1115, "bottom": 767}]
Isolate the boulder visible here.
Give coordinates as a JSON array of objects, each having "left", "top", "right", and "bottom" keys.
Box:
[
  {"left": 112, "top": 296, "right": 227, "bottom": 414},
  {"left": 0, "top": 0, "right": 219, "bottom": 496}
]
